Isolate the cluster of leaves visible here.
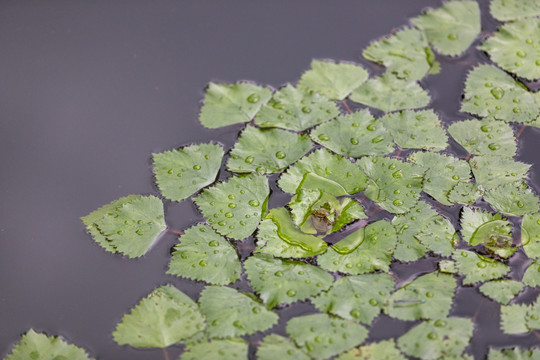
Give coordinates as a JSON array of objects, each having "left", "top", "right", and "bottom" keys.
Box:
[{"left": 6, "top": 0, "right": 540, "bottom": 359}]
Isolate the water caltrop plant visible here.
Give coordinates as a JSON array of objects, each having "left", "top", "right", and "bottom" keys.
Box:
[{"left": 6, "top": 0, "right": 540, "bottom": 359}]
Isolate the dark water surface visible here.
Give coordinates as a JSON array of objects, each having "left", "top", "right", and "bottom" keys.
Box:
[{"left": 1, "top": 0, "right": 540, "bottom": 359}]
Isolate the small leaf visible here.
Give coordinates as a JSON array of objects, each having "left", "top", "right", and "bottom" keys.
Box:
[
  {"left": 484, "top": 182, "right": 540, "bottom": 216},
  {"left": 490, "top": 0, "right": 540, "bottom": 21},
  {"left": 298, "top": 59, "right": 369, "bottom": 100},
  {"left": 113, "top": 285, "right": 205, "bottom": 348},
  {"left": 227, "top": 126, "right": 312, "bottom": 174},
  {"left": 312, "top": 273, "right": 395, "bottom": 325},
  {"left": 244, "top": 254, "right": 334, "bottom": 308},
  {"left": 397, "top": 317, "right": 474, "bottom": 359},
  {"left": 488, "top": 347, "right": 540, "bottom": 360},
  {"left": 194, "top": 173, "right": 269, "bottom": 240},
  {"left": 380, "top": 109, "right": 448, "bottom": 151},
  {"left": 256, "top": 334, "right": 311, "bottom": 360},
  {"left": 199, "top": 82, "right": 272, "bottom": 129},
  {"left": 198, "top": 286, "right": 278, "bottom": 338},
  {"left": 523, "top": 260, "right": 540, "bottom": 287},
  {"left": 411, "top": 0, "right": 481, "bottom": 56},
  {"left": 5, "top": 329, "right": 93, "bottom": 360},
  {"left": 349, "top": 74, "right": 431, "bottom": 112},
  {"left": 310, "top": 109, "right": 394, "bottom": 158},
  {"left": 180, "top": 338, "right": 248, "bottom": 360},
  {"left": 336, "top": 339, "right": 406, "bottom": 360},
  {"left": 521, "top": 213, "right": 540, "bottom": 259},
  {"left": 453, "top": 250, "right": 510, "bottom": 284},
  {"left": 167, "top": 224, "right": 241, "bottom": 285},
  {"left": 479, "top": 279, "right": 524, "bottom": 304},
  {"left": 448, "top": 181, "right": 483, "bottom": 205},
  {"left": 286, "top": 314, "right": 368, "bottom": 360},
  {"left": 254, "top": 84, "right": 339, "bottom": 131},
  {"left": 470, "top": 155, "right": 531, "bottom": 191},
  {"left": 439, "top": 260, "right": 458, "bottom": 274},
  {"left": 152, "top": 143, "right": 224, "bottom": 201},
  {"left": 500, "top": 303, "right": 530, "bottom": 334}
]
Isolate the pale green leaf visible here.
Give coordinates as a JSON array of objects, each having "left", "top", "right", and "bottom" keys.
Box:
[
  {"left": 198, "top": 286, "right": 278, "bottom": 338},
  {"left": 310, "top": 110, "right": 394, "bottom": 157},
  {"left": 113, "top": 285, "right": 205, "bottom": 348},
  {"left": 167, "top": 224, "right": 241, "bottom": 285},
  {"left": 298, "top": 59, "right": 369, "bottom": 100},
  {"left": 5, "top": 329, "right": 93, "bottom": 360},
  {"left": 181, "top": 338, "right": 248, "bottom": 360},
  {"left": 523, "top": 260, "right": 540, "bottom": 287},
  {"left": 336, "top": 340, "right": 406, "bottom": 360},
  {"left": 460, "top": 207, "right": 512, "bottom": 246},
  {"left": 312, "top": 273, "right": 395, "bottom": 325},
  {"left": 227, "top": 126, "right": 312, "bottom": 174},
  {"left": 488, "top": 347, "right": 540, "bottom": 360},
  {"left": 453, "top": 250, "right": 510, "bottom": 284},
  {"left": 411, "top": 0, "right": 481, "bottom": 56},
  {"left": 439, "top": 260, "right": 458, "bottom": 274},
  {"left": 479, "top": 279, "right": 524, "bottom": 304},
  {"left": 254, "top": 84, "right": 339, "bottom": 131},
  {"left": 416, "top": 214, "right": 458, "bottom": 257},
  {"left": 194, "top": 173, "right": 269, "bottom": 240},
  {"left": 500, "top": 303, "right": 531, "bottom": 334},
  {"left": 485, "top": 182, "right": 540, "bottom": 216},
  {"left": 286, "top": 314, "right": 368, "bottom": 360},
  {"left": 256, "top": 334, "right": 310, "bottom": 360},
  {"left": 448, "top": 181, "right": 483, "bottom": 205},
  {"left": 470, "top": 155, "right": 531, "bottom": 191},
  {"left": 522, "top": 213, "right": 540, "bottom": 259},
  {"left": 332, "top": 198, "right": 367, "bottom": 233},
  {"left": 490, "top": 0, "right": 540, "bottom": 21},
  {"left": 199, "top": 82, "right": 272, "bottom": 129}
]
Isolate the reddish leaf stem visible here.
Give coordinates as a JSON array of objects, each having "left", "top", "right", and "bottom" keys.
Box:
[
  {"left": 162, "top": 348, "right": 170, "bottom": 360},
  {"left": 167, "top": 228, "right": 184, "bottom": 236},
  {"left": 341, "top": 100, "right": 353, "bottom": 114},
  {"left": 516, "top": 124, "right": 526, "bottom": 139},
  {"left": 395, "top": 148, "right": 402, "bottom": 158},
  {"left": 464, "top": 153, "right": 471, "bottom": 162}
]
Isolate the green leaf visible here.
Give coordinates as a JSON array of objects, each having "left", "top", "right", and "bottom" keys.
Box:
[
  {"left": 409, "top": 151, "right": 471, "bottom": 206},
  {"left": 278, "top": 149, "right": 367, "bottom": 194},
  {"left": 199, "top": 82, "right": 272, "bottom": 129},
  {"left": 411, "top": 0, "right": 481, "bottom": 56},
  {"left": 479, "top": 279, "right": 524, "bottom": 304},
  {"left": 439, "top": 259, "right": 458, "bottom": 274},
  {"left": 297, "top": 59, "right": 369, "bottom": 100},
  {"left": 380, "top": 110, "right": 448, "bottom": 151},
  {"left": 198, "top": 286, "right": 278, "bottom": 338},
  {"left": 113, "top": 285, "right": 205, "bottom": 348},
  {"left": 484, "top": 182, "right": 540, "bottom": 216},
  {"left": 416, "top": 214, "right": 458, "bottom": 257},
  {"left": 460, "top": 207, "right": 512, "bottom": 246},
  {"left": 5, "top": 329, "right": 93, "bottom": 360},
  {"left": 470, "top": 155, "right": 531, "bottom": 191},
  {"left": 310, "top": 110, "right": 394, "bottom": 158},
  {"left": 312, "top": 273, "right": 395, "bottom": 325},
  {"left": 152, "top": 143, "right": 224, "bottom": 201},
  {"left": 521, "top": 213, "right": 540, "bottom": 259},
  {"left": 358, "top": 156, "right": 424, "bottom": 214},
  {"left": 453, "top": 250, "right": 510, "bottom": 284},
  {"left": 460, "top": 65, "right": 539, "bottom": 123},
  {"left": 167, "top": 224, "right": 241, "bottom": 285},
  {"left": 254, "top": 84, "right": 339, "bottom": 131},
  {"left": 93, "top": 195, "right": 166, "bottom": 258},
  {"left": 336, "top": 340, "right": 406, "bottom": 360},
  {"left": 490, "top": 0, "right": 540, "bottom": 21},
  {"left": 385, "top": 272, "right": 457, "bottom": 321},
  {"left": 317, "top": 220, "right": 396, "bottom": 274},
  {"left": 181, "top": 338, "right": 248, "bottom": 360},
  {"left": 448, "top": 181, "right": 483, "bottom": 205},
  {"left": 397, "top": 317, "right": 474, "bottom": 359},
  {"left": 256, "top": 334, "right": 311, "bottom": 360},
  {"left": 500, "top": 303, "right": 531, "bottom": 334},
  {"left": 349, "top": 74, "right": 431, "bottom": 112},
  {"left": 523, "top": 260, "right": 540, "bottom": 287},
  {"left": 194, "top": 173, "right": 269, "bottom": 240},
  {"left": 244, "top": 254, "right": 334, "bottom": 308},
  {"left": 227, "top": 126, "right": 312, "bottom": 174},
  {"left": 363, "top": 27, "right": 438, "bottom": 81},
  {"left": 488, "top": 347, "right": 540, "bottom": 360},
  {"left": 448, "top": 118, "right": 517, "bottom": 157},
  {"left": 286, "top": 314, "right": 368, "bottom": 360}
]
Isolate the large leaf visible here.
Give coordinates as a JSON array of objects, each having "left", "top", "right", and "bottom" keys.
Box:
[
  {"left": 449, "top": 118, "right": 517, "bottom": 157},
  {"left": 523, "top": 260, "right": 540, "bottom": 287},
  {"left": 336, "top": 340, "right": 406, "bottom": 360},
  {"left": 254, "top": 84, "right": 339, "bottom": 131},
  {"left": 256, "top": 334, "right": 311, "bottom": 360},
  {"left": 181, "top": 338, "right": 248, "bottom": 360},
  {"left": 4, "top": 329, "right": 93, "bottom": 360},
  {"left": 453, "top": 250, "right": 510, "bottom": 284},
  {"left": 297, "top": 59, "right": 369, "bottom": 100},
  {"left": 286, "top": 314, "right": 368, "bottom": 360},
  {"left": 490, "top": 0, "right": 540, "bottom": 21},
  {"left": 521, "top": 213, "right": 540, "bottom": 259},
  {"left": 199, "top": 82, "right": 272, "bottom": 128},
  {"left": 470, "top": 155, "right": 530, "bottom": 191},
  {"left": 484, "top": 182, "right": 540, "bottom": 217},
  {"left": 227, "top": 125, "right": 312, "bottom": 174},
  {"left": 194, "top": 173, "right": 269, "bottom": 240},
  {"left": 310, "top": 110, "right": 394, "bottom": 157},
  {"left": 479, "top": 279, "right": 524, "bottom": 304},
  {"left": 500, "top": 303, "right": 531, "bottom": 334},
  {"left": 113, "top": 285, "right": 205, "bottom": 348},
  {"left": 411, "top": 0, "right": 481, "bottom": 56},
  {"left": 167, "top": 224, "right": 241, "bottom": 285},
  {"left": 488, "top": 347, "right": 540, "bottom": 360},
  {"left": 152, "top": 143, "right": 224, "bottom": 201}
]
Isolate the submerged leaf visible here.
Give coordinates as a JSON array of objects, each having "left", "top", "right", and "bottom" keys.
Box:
[
  {"left": 490, "top": 0, "right": 540, "bottom": 21},
  {"left": 256, "top": 334, "right": 310, "bottom": 360},
  {"left": 488, "top": 347, "right": 540, "bottom": 360},
  {"left": 181, "top": 338, "right": 248, "bottom": 360},
  {"left": 470, "top": 155, "right": 531, "bottom": 191},
  {"left": 336, "top": 340, "right": 406, "bottom": 360},
  {"left": 479, "top": 279, "right": 524, "bottom": 304},
  {"left": 453, "top": 250, "right": 510, "bottom": 284},
  {"left": 522, "top": 213, "right": 540, "bottom": 259},
  {"left": 449, "top": 118, "right": 517, "bottom": 157},
  {"left": 484, "top": 182, "right": 540, "bottom": 217}
]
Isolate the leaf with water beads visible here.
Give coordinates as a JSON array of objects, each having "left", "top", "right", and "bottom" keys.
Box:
[
  {"left": 194, "top": 173, "right": 269, "bottom": 240},
  {"left": 392, "top": 200, "right": 433, "bottom": 262},
  {"left": 358, "top": 156, "right": 424, "bottom": 214},
  {"left": 349, "top": 74, "right": 431, "bottom": 112},
  {"left": 256, "top": 334, "right": 311, "bottom": 360},
  {"left": 439, "top": 259, "right": 458, "bottom": 274},
  {"left": 198, "top": 286, "right": 278, "bottom": 338},
  {"left": 254, "top": 84, "right": 339, "bottom": 131},
  {"left": 244, "top": 254, "right": 334, "bottom": 308},
  {"left": 297, "top": 59, "right": 369, "bottom": 101},
  {"left": 523, "top": 260, "right": 540, "bottom": 287},
  {"left": 278, "top": 148, "right": 367, "bottom": 194},
  {"left": 490, "top": 0, "right": 540, "bottom": 21},
  {"left": 286, "top": 313, "right": 368, "bottom": 360},
  {"left": 380, "top": 109, "right": 448, "bottom": 151},
  {"left": 227, "top": 126, "right": 312, "bottom": 174},
  {"left": 484, "top": 182, "right": 540, "bottom": 217},
  {"left": 167, "top": 224, "right": 241, "bottom": 285},
  {"left": 448, "top": 181, "right": 483, "bottom": 205},
  {"left": 453, "top": 250, "right": 510, "bottom": 284},
  {"left": 521, "top": 213, "right": 540, "bottom": 259},
  {"left": 460, "top": 207, "right": 512, "bottom": 246},
  {"left": 397, "top": 317, "right": 474, "bottom": 359},
  {"left": 411, "top": 0, "right": 481, "bottom": 57},
  {"left": 180, "top": 338, "right": 248, "bottom": 360},
  {"left": 199, "top": 82, "right": 272, "bottom": 129},
  {"left": 479, "top": 280, "right": 524, "bottom": 304},
  {"left": 449, "top": 118, "right": 517, "bottom": 157},
  {"left": 460, "top": 65, "right": 539, "bottom": 123},
  {"left": 415, "top": 214, "right": 458, "bottom": 257},
  {"left": 470, "top": 155, "right": 531, "bottom": 191},
  {"left": 488, "top": 347, "right": 540, "bottom": 360},
  {"left": 336, "top": 339, "right": 406, "bottom": 360},
  {"left": 4, "top": 329, "right": 93, "bottom": 360},
  {"left": 113, "top": 285, "right": 205, "bottom": 348},
  {"left": 310, "top": 110, "right": 394, "bottom": 158},
  {"left": 152, "top": 143, "right": 224, "bottom": 201},
  {"left": 312, "top": 273, "right": 395, "bottom": 325}
]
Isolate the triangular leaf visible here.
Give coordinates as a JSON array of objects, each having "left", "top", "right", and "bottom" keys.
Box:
[
  {"left": 256, "top": 334, "right": 311, "bottom": 360},
  {"left": 180, "top": 338, "right": 248, "bottom": 360},
  {"left": 490, "top": 0, "right": 540, "bottom": 21},
  {"left": 479, "top": 279, "right": 524, "bottom": 304},
  {"left": 453, "top": 250, "right": 510, "bottom": 284},
  {"left": 484, "top": 182, "right": 540, "bottom": 217},
  {"left": 336, "top": 340, "right": 406, "bottom": 360}
]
